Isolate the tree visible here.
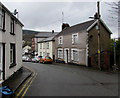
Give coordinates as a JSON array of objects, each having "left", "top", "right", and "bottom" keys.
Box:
[{"left": 107, "top": 1, "right": 120, "bottom": 38}]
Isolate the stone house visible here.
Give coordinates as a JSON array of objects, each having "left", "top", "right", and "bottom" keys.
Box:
[{"left": 55, "top": 19, "right": 111, "bottom": 68}]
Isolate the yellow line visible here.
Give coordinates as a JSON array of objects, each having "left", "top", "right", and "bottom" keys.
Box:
[
  {"left": 15, "top": 72, "right": 35, "bottom": 97},
  {"left": 21, "top": 73, "right": 37, "bottom": 97}
]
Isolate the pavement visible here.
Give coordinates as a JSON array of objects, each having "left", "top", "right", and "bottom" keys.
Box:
[{"left": 0, "top": 66, "right": 33, "bottom": 96}]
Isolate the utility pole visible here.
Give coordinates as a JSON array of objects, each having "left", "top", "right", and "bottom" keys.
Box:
[{"left": 97, "top": 1, "right": 101, "bottom": 70}]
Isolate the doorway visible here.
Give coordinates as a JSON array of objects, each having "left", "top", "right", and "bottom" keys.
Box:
[
  {"left": 0, "top": 44, "right": 3, "bottom": 80},
  {"left": 64, "top": 48, "right": 69, "bottom": 63}
]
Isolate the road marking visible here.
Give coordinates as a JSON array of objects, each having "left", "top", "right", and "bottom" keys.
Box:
[
  {"left": 15, "top": 71, "right": 37, "bottom": 97},
  {"left": 21, "top": 72, "right": 37, "bottom": 97},
  {"left": 15, "top": 75, "right": 33, "bottom": 97}
]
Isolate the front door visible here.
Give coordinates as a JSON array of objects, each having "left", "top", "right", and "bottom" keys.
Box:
[
  {"left": 0, "top": 44, "right": 3, "bottom": 80},
  {"left": 64, "top": 49, "right": 69, "bottom": 63}
]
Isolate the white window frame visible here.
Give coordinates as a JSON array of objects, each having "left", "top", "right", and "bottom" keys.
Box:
[
  {"left": 58, "top": 36, "right": 63, "bottom": 45},
  {"left": 40, "top": 52, "right": 42, "bottom": 56},
  {"left": 0, "top": 9, "right": 3, "bottom": 29},
  {"left": 57, "top": 48, "right": 63, "bottom": 59},
  {"left": 10, "top": 43, "right": 16, "bottom": 65},
  {"left": 47, "top": 42, "right": 49, "bottom": 49},
  {"left": 10, "top": 17, "right": 14, "bottom": 34},
  {"left": 40, "top": 43, "right": 42, "bottom": 49},
  {"left": 72, "top": 33, "right": 78, "bottom": 44},
  {"left": 71, "top": 48, "right": 79, "bottom": 62},
  {"left": 43, "top": 43, "right": 45, "bottom": 49}
]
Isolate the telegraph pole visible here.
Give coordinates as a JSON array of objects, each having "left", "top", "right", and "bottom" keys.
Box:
[{"left": 97, "top": 1, "right": 101, "bottom": 70}]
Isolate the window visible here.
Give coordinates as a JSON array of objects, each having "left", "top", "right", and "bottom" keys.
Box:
[
  {"left": 71, "top": 49, "right": 78, "bottom": 62},
  {"left": 58, "top": 48, "right": 63, "bottom": 59},
  {"left": 43, "top": 52, "right": 45, "bottom": 56},
  {"left": 10, "top": 18, "right": 14, "bottom": 35},
  {"left": 40, "top": 52, "right": 42, "bottom": 56},
  {"left": 0, "top": 9, "right": 5, "bottom": 31},
  {"left": 0, "top": 46, "right": 2, "bottom": 64},
  {"left": 40, "top": 43, "right": 42, "bottom": 49},
  {"left": 47, "top": 53, "right": 50, "bottom": 56},
  {"left": 10, "top": 43, "right": 16, "bottom": 68},
  {"left": 47, "top": 42, "right": 49, "bottom": 49},
  {"left": 43, "top": 43, "right": 45, "bottom": 49},
  {"left": 58, "top": 36, "right": 63, "bottom": 45},
  {"left": 72, "top": 33, "right": 78, "bottom": 44},
  {"left": 73, "top": 50, "right": 78, "bottom": 61}
]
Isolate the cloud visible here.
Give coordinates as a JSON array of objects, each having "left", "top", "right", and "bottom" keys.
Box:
[{"left": 2, "top": 1, "right": 118, "bottom": 38}]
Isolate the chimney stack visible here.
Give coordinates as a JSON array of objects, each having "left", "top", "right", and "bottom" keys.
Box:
[{"left": 62, "top": 23, "right": 70, "bottom": 30}]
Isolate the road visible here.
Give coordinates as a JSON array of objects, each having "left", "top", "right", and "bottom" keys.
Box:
[{"left": 23, "top": 62, "right": 118, "bottom": 96}]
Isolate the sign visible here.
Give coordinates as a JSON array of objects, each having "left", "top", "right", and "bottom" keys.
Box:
[{"left": 98, "top": 50, "right": 100, "bottom": 54}]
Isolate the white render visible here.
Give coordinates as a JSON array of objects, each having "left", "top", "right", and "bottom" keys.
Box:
[
  {"left": 0, "top": 3, "right": 23, "bottom": 81},
  {"left": 38, "top": 41, "right": 53, "bottom": 59}
]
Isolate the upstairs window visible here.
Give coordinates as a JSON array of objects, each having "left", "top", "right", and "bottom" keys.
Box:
[
  {"left": 10, "top": 17, "right": 15, "bottom": 35},
  {"left": 0, "top": 9, "right": 5, "bottom": 31},
  {"left": 58, "top": 36, "right": 63, "bottom": 45},
  {"left": 72, "top": 33, "right": 78, "bottom": 44},
  {"left": 43, "top": 43, "right": 45, "bottom": 49},
  {"left": 40, "top": 43, "right": 42, "bottom": 49},
  {"left": 47, "top": 42, "right": 49, "bottom": 49}
]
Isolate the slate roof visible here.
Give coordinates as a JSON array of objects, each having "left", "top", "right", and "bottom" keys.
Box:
[
  {"left": 38, "top": 36, "right": 55, "bottom": 43},
  {"left": 35, "top": 32, "right": 59, "bottom": 38},
  {"left": 56, "top": 20, "right": 95, "bottom": 37}
]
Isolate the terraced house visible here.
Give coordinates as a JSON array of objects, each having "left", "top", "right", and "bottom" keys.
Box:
[
  {"left": 55, "top": 19, "right": 111, "bottom": 68},
  {"left": 0, "top": 3, "right": 23, "bottom": 83}
]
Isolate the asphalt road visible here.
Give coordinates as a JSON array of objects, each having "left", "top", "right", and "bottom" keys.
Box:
[{"left": 23, "top": 62, "right": 118, "bottom": 96}]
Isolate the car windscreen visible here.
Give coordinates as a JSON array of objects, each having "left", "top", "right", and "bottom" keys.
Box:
[{"left": 46, "top": 57, "right": 51, "bottom": 59}]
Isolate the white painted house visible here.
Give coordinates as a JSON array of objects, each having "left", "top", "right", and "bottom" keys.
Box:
[
  {"left": 0, "top": 3, "right": 23, "bottom": 82},
  {"left": 38, "top": 36, "right": 56, "bottom": 60}
]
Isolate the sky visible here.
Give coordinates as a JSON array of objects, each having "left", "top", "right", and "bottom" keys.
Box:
[{"left": 1, "top": 0, "right": 118, "bottom": 38}]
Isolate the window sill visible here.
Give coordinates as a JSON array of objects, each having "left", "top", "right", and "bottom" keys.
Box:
[
  {"left": 9, "top": 63, "right": 16, "bottom": 68},
  {"left": 10, "top": 32, "right": 15, "bottom": 35}
]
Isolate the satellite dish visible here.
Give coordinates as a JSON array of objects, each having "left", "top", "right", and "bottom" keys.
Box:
[{"left": 13, "top": 9, "right": 18, "bottom": 15}]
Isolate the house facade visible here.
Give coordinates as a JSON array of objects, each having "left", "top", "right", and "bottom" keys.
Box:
[
  {"left": 38, "top": 36, "right": 56, "bottom": 60},
  {"left": 31, "top": 31, "right": 58, "bottom": 54},
  {"left": 0, "top": 3, "right": 23, "bottom": 82},
  {"left": 55, "top": 19, "right": 111, "bottom": 68}
]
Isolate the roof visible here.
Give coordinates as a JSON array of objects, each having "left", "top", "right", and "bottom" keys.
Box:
[
  {"left": 35, "top": 31, "right": 59, "bottom": 38},
  {"left": 38, "top": 36, "right": 55, "bottom": 43},
  {"left": 87, "top": 19, "right": 112, "bottom": 34},
  {"left": 1, "top": 2, "right": 24, "bottom": 27},
  {"left": 56, "top": 20, "right": 95, "bottom": 37}
]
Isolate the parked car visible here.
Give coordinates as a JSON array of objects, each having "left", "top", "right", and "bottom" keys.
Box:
[
  {"left": 31, "top": 56, "right": 40, "bottom": 63},
  {"left": 40, "top": 56, "right": 53, "bottom": 64},
  {"left": 55, "top": 58, "right": 65, "bottom": 64},
  {"left": 22, "top": 56, "right": 31, "bottom": 62}
]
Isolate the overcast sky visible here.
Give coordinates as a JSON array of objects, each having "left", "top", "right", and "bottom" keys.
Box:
[{"left": 1, "top": 0, "right": 118, "bottom": 38}]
